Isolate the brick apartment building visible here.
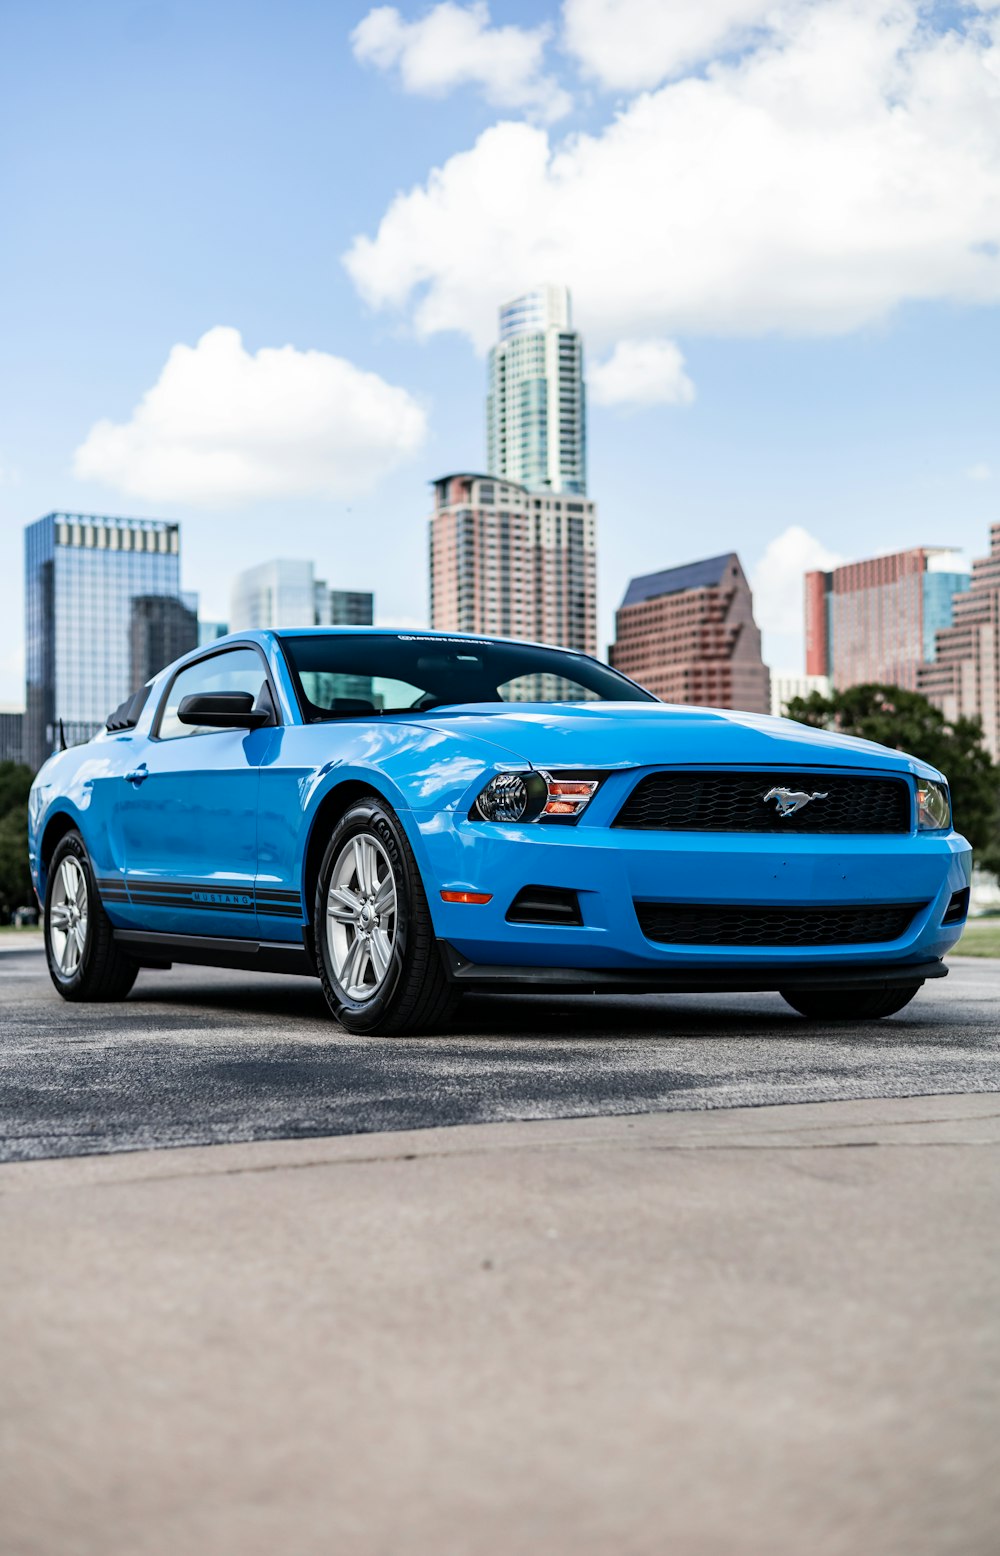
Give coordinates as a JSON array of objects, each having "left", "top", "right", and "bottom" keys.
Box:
[
  {"left": 919, "top": 523, "right": 1000, "bottom": 759},
  {"left": 805, "top": 547, "right": 969, "bottom": 691},
  {"left": 429, "top": 473, "right": 597, "bottom": 656},
  {"left": 609, "top": 553, "right": 770, "bottom": 714}
]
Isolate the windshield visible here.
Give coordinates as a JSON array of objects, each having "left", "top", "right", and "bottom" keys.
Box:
[{"left": 279, "top": 633, "right": 656, "bottom": 719}]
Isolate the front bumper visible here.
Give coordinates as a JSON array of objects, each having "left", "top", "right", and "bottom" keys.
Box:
[{"left": 413, "top": 807, "right": 972, "bottom": 974}]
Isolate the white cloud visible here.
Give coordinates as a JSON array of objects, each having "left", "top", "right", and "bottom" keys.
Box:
[
  {"left": 563, "top": 0, "right": 783, "bottom": 89},
  {"left": 73, "top": 326, "right": 427, "bottom": 507},
  {"left": 589, "top": 338, "right": 695, "bottom": 406},
  {"left": 345, "top": 2, "right": 1000, "bottom": 350},
  {"left": 751, "top": 525, "right": 844, "bottom": 639},
  {"left": 351, "top": 2, "right": 570, "bottom": 122},
  {"left": 966, "top": 461, "right": 993, "bottom": 480}
]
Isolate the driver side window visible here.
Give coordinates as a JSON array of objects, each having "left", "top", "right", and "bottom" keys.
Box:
[{"left": 157, "top": 648, "right": 269, "bottom": 740}]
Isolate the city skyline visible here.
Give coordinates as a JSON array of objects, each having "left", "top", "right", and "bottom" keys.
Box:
[{"left": 2, "top": 1, "right": 999, "bottom": 707}]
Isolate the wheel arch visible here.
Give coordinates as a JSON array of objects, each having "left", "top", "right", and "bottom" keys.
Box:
[
  {"left": 301, "top": 778, "right": 396, "bottom": 928},
  {"left": 37, "top": 809, "right": 83, "bottom": 902}
]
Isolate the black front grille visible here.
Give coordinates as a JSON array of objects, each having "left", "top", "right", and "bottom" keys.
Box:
[
  {"left": 635, "top": 901, "right": 924, "bottom": 947},
  {"left": 614, "top": 771, "right": 911, "bottom": 834}
]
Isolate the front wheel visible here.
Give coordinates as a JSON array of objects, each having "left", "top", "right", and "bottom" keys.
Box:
[
  {"left": 313, "top": 795, "right": 459, "bottom": 1036},
  {"left": 44, "top": 831, "right": 138, "bottom": 1002},
  {"left": 780, "top": 984, "right": 923, "bottom": 1021}
]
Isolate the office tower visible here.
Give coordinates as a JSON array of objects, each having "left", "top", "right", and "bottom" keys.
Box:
[
  {"left": 129, "top": 594, "right": 199, "bottom": 688},
  {"left": 919, "top": 524, "right": 1000, "bottom": 758},
  {"left": 0, "top": 709, "right": 24, "bottom": 765},
  {"left": 805, "top": 548, "right": 970, "bottom": 690},
  {"left": 770, "top": 672, "right": 831, "bottom": 719},
  {"left": 318, "top": 589, "right": 374, "bottom": 628},
  {"left": 230, "top": 559, "right": 317, "bottom": 630},
  {"left": 487, "top": 285, "right": 586, "bottom": 496},
  {"left": 609, "top": 553, "right": 771, "bottom": 714},
  {"left": 230, "top": 559, "right": 374, "bottom": 632},
  {"left": 24, "top": 513, "right": 182, "bottom": 771},
  {"left": 429, "top": 474, "right": 597, "bottom": 656}
]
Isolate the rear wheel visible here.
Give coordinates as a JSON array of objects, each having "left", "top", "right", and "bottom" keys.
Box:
[
  {"left": 44, "top": 832, "right": 138, "bottom": 1002},
  {"left": 314, "top": 795, "right": 459, "bottom": 1036},
  {"left": 780, "top": 984, "right": 922, "bottom": 1021}
]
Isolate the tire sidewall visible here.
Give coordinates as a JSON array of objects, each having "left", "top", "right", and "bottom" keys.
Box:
[
  {"left": 44, "top": 831, "right": 95, "bottom": 995},
  {"left": 314, "top": 798, "right": 414, "bottom": 1032},
  {"left": 780, "top": 983, "right": 921, "bottom": 1020}
]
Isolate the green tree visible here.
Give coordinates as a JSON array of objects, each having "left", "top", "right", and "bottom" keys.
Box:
[
  {"left": 0, "top": 762, "right": 34, "bottom": 918},
  {"left": 785, "top": 684, "right": 1000, "bottom": 875}
]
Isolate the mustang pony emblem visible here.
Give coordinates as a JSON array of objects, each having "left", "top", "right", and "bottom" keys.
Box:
[{"left": 763, "top": 786, "right": 829, "bottom": 817}]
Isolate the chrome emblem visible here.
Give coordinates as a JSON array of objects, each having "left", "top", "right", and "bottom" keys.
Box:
[{"left": 763, "top": 786, "right": 829, "bottom": 818}]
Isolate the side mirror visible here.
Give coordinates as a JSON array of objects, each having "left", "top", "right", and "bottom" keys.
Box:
[{"left": 176, "top": 692, "right": 270, "bottom": 729}]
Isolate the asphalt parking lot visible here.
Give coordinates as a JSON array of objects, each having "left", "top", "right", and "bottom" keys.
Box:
[{"left": 2, "top": 938, "right": 998, "bottom": 1161}]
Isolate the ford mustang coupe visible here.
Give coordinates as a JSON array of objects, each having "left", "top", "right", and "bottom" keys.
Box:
[{"left": 28, "top": 629, "right": 971, "bottom": 1034}]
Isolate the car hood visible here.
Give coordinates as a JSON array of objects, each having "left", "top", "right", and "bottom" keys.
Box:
[{"left": 407, "top": 702, "right": 943, "bottom": 779}]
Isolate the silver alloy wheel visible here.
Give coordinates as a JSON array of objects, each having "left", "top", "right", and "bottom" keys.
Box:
[
  {"left": 49, "top": 855, "right": 89, "bottom": 978},
  {"left": 325, "top": 832, "right": 398, "bottom": 1002}
]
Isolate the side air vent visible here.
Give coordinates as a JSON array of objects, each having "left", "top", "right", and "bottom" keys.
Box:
[
  {"left": 942, "top": 888, "right": 970, "bottom": 926},
  {"left": 506, "top": 886, "right": 583, "bottom": 926},
  {"left": 106, "top": 685, "right": 152, "bottom": 733}
]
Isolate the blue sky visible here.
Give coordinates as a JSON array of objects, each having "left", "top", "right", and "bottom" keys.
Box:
[{"left": 1, "top": 0, "right": 998, "bottom": 706}]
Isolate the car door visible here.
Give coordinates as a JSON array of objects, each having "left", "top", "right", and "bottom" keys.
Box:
[{"left": 119, "top": 645, "right": 276, "bottom": 939}]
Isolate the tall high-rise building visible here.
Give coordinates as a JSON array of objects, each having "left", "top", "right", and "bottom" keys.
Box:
[
  {"left": 0, "top": 709, "right": 24, "bottom": 765},
  {"left": 320, "top": 589, "right": 375, "bottom": 628},
  {"left": 429, "top": 474, "right": 597, "bottom": 655},
  {"left": 919, "top": 524, "right": 1000, "bottom": 758},
  {"left": 230, "top": 559, "right": 316, "bottom": 630},
  {"left": 487, "top": 285, "right": 586, "bottom": 496},
  {"left": 129, "top": 594, "right": 199, "bottom": 689},
  {"left": 805, "top": 547, "right": 970, "bottom": 691},
  {"left": 230, "top": 559, "right": 373, "bottom": 632},
  {"left": 24, "top": 513, "right": 182, "bottom": 771},
  {"left": 609, "top": 553, "right": 771, "bottom": 714}
]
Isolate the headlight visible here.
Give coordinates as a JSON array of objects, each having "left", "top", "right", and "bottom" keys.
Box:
[
  {"left": 916, "top": 779, "right": 951, "bottom": 831},
  {"left": 473, "top": 770, "right": 601, "bottom": 823},
  {"left": 474, "top": 772, "right": 543, "bottom": 822}
]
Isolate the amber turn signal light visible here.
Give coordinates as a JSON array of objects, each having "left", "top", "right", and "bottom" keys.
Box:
[
  {"left": 542, "top": 778, "right": 599, "bottom": 817},
  {"left": 440, "top": 890, "right": 493, "bottom": 904}
]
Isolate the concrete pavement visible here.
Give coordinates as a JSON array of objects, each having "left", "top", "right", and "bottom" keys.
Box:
[{"left": 2, "top": 1093, "right": 998, "bottom": 1556}]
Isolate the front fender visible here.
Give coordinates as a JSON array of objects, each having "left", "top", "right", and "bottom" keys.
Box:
[
  {"left": 258, "top": 721, "right": 530, "bottom": 912},
  {"left": 29, "top": 736, "right": 138, "bottom": 902}
]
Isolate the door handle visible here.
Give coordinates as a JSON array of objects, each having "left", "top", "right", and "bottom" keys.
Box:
[{"left": 124, "top": 764, "right": 149, "bottom": 785}]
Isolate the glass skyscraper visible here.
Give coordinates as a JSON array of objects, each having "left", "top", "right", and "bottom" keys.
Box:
[
  {"left": 24, "top": 513, "right": 182, "bottom": 771},
  {"left": 486, "top": 285, "right": 587, "bottom": 495},
  {"left": 229, "top": 558, "right": 373, "bottom": 632}
]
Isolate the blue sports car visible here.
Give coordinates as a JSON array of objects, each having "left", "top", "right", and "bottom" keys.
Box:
[{"left": 28, "top": 629, "right": 971, "bottom": 1034}]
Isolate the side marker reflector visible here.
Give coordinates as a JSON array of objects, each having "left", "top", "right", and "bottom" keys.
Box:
[{"left": 440, "top": 891, "right": 493, "bottom": 905}]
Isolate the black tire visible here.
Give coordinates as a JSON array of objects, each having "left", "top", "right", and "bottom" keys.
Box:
[
  {"left": 780, "top": 983, "right": 923, "bottom": 1021},
  {"left": 44, "top": 831, "right": 139, "bottom": 1002},
  {"left": 313, "top": 794, "right": 460, "bottom": 1036}
]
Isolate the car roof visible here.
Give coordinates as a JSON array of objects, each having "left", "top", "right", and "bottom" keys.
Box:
[{"left": 227, "top": 626, "right": 590, "bottom": 656}]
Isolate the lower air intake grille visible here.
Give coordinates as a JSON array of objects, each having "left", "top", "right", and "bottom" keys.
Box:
[
  {"left": 614, "top": 771, "right": 911, "bottom": 833},
  {"left": 635, "top": 901, "right": 925, "bottom": 947}
]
